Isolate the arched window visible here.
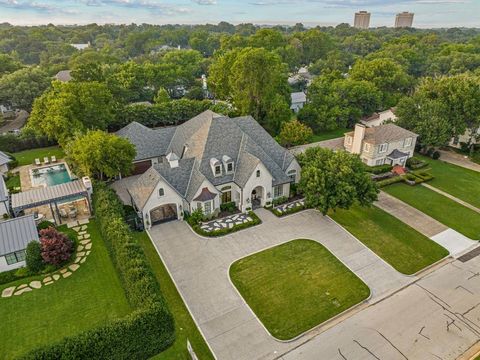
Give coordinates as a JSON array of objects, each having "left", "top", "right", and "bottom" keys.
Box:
[
  {"left": 287, "top": 169, "right": 297, "bottom": 183},
  {"left": 159, "top": 188, "right": 165, "bottom": 197}
]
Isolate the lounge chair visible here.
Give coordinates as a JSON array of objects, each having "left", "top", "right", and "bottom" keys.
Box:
[
  {"left": 68, "top": 208, "right": 78, "bottom": 219},
  {"left": 59, "top": 208, "right": 68, "bottom": 218},
  {"left": 43, "top": 157, "right": 50, "bottom": 165},
  {"left": 51, "top": 155, "right": 57, "bottom": 163},
  {"left": 35, "top": 158, "right": 41, "bottom": 166}
]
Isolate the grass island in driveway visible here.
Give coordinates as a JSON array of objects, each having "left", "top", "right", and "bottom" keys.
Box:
[{"left": 229, "top": 239, "right": 370, "bottom": 341}]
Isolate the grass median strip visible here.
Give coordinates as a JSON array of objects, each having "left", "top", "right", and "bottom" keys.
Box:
[
  {"left": 230, "top": 239, "right": 370, "bottom": 340},
  {"left": 384, "top": 183, "right": 480, "bottom": 240},
  {"left": 329, "top": 204, "right": 449, "bottom": 275}
]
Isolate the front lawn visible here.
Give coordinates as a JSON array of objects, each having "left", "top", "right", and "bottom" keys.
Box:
[
  {"left": 135, "top": 232, "right": 214, "bottom": 360},
  {"left": 13, "top": 146, "right": 65, "bottom": 167},
  {"left": 329, "top": 205, "right": 449, "bottom": 275},
  {"left": 416, "top": 154, "right": 480, "bottom": 209},
  {"left": 309, "top": 127, "right": 349, "bottom": 143},
  {"left": 384, "top": 183, "right": 480, "bottom": 240},
  {"left": 229, "top": 239, "right": 370, "bottom": 340},
  {"left": 0, "top": 220, "right": 131, "bottom": 359}
]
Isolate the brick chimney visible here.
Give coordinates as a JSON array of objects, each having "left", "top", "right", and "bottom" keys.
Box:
[{"left": 352, "top": 124, "right": 366, "bottom": 154}]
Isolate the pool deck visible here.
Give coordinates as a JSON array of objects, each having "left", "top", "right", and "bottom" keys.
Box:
[{"left": 19, "top": 161, "right": 71, "bottom": 192}]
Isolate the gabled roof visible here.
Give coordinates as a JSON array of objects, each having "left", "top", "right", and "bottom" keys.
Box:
[
  {"left": 0, "top": 176, "right": 7, "bottom": 202},
  {"left": 116, "top": 122, "right": 176, "bottom": 162},
  {"left": 0, "top": 151, "right": 11, "bottom": 166},
  {"left": 345, "top": 123, "right": 417, "bottom": 145},
  {"left": 0, "top": 215, "right": 39, "bottom": 256},
  {"left": 388, "top": 149, "right": 409, "bottom": 159}
]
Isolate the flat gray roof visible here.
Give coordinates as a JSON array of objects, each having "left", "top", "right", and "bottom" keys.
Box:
[
  {"left": 0, "top": 214, "right": 39, "bottom": 256},
  {"left": 11, "top": 180, "right": 88, "bottom": 211}
]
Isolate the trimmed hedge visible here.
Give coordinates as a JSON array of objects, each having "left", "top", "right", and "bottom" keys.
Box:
[
  {"left": 376, "top": 176, "right": 404, "bottom": 188},
  {"left": 365, "top": 164, "right": 393, "bottom": 174},
  {"left": 191, "top": 211, "right": 261, "bottom": 237},
  {"left": 406, "top": 157, "right": 428, "bottom": 170},
  {"left": 271, "top": 203, "right": 307, "bottom": 217},
  {"left": 21, "top": 183, "right": 175, "bottom": 360}
]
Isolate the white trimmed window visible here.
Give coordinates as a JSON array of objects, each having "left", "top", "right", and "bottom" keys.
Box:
[
  {"left": 226, "top": 162, "right": 234, "bottom": 173},
  {"left": 404, "top": 137, "right": 413, "bottom": 147},
  {"left": 287, "top": 169, "right": 297, "bottom": 183},
  {"left": 5, "top": 250, "right": 26, "bottom": 265},
  {"left": 346, "top": 136, "right": 353, "bottom": 145},
  {"left": 375, "top": 159, "right": 385, "bottom": 166},
  {"left": 159, "top": 188, "right": 165, "bottom": 197},
  {"left": 273, "top": 185, "right": 283, "bottom": 198},
  {"left": 363, "top": 143, "right": 371, "bottom": 152},
  {"left": 379, "top": 143, "right": 388, "bottom": 153},
  {"left": 215, "top": 165, "right": 222, "bottom": 176},
  {"left": 204, "top": 201, "right": 212, "bottom": 215},
  {"left": 256, "top": 170, "right": 261, "bottom": 178}
]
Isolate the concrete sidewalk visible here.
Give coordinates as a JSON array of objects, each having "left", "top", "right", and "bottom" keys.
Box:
[{"left": 376, "top": 191, "right": 447, "bottom": 238}]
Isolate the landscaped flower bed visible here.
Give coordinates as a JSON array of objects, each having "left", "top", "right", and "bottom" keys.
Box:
[
  {"left": 188, "top": 211, "right": 261, "bottom": 237},
  {"left": 270, "top": 198, "right": 307, "bottom": 217}
]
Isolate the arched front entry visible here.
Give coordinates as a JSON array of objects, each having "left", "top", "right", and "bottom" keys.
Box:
[
  {"left": 251, "top": 186, "right": 264, "bottom": 209},
  {"left": 150, "top": 204, "right": 178, "bottom": 226}
]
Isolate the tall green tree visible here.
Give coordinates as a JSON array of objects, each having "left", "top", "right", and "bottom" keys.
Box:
[
  {"left": 66, "top": 130, "right": 136, "bottom": 178},
  {"left": 298, "top": 147, "right": 378, "bottom": 215},
  {"left": 28, "top": 81, "right": 115, "bottom": 145},
  {"left": 210, "top": 47, "right": 290, "bottom": 132},
  {"left": 0, "top": 67, "right": 50, "bottom": 111}
]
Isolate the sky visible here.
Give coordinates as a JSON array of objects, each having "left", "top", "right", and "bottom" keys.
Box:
[{"left": 1, "top": 0, "right": 479, "bottom": 28}]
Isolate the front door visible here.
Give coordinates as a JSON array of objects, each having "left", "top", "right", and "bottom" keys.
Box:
[{"left": 222, "top": 191, "right": 232, "bottom": 204}]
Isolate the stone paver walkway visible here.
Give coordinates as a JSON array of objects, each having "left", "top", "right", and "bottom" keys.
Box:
[
  {"left": 422, "top": 183, "right": 480, "bottom": 214},
  {"left": 438, "top": 149, "right": 480, "bottom": 172},
  {"left": 376, "top": 191, "right": 447, "bottom": 238},
  {"left": 273, "top": 199, "right": 305, "bottom": 215},
  {"left": 1, "top": 220, "right": 92, "bottom": 298},
  {"left": 200, "top": 212, "right": 255, "bottom": 233}
]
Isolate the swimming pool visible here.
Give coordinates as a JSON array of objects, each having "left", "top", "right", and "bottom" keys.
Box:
[{"left": 30, "top": 163, "right": 72, "bottom": 187}]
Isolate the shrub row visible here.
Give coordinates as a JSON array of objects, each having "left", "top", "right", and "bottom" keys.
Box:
[
  {"left": 271, "top": 203, "right": 307, "bottom": 217},
  {"left": 376, "top": 176, "right": 404, "bottom": 188},
  {"left": 272, "top": 196, "right": 289, "bottom": 206},
  {"left": 365, "top": 164, "right": 393, "bottom": 174},
  {"left": 406, "top": 157, "right": 428, "bottom": 170},
  {"left": 191, "top": 211, "right": 261, "bottom": 237},
  {"left": 0, "top": 133, "right": 56, "bottom": 153},
  {"left": 21, "top": 183, "right": 174, "bottom": 360}
]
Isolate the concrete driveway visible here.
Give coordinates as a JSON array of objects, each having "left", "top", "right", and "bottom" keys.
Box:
[{"left": 148, "top": 209, "right": 412, "bottom": 360}]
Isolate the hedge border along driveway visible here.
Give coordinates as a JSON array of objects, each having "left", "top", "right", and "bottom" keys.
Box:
[
  {"left": 416, "top": 154, "right": 480, "bottom": 209},
  {"left": 135, "top": 231, "right": 214, "bottom": 360},
  {"left": 384, "top": 183, "right": 480, "bottom": 240},
  {"left": 229, "top": 239, "right": 370, "bottom": 341},
  {"left": 329, "top": 204, "right": 449, "bottom": 275}
]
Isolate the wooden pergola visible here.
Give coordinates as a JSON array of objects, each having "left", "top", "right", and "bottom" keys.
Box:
[{"left": 11, "top": 180, "right": 92, "bottom": 225}]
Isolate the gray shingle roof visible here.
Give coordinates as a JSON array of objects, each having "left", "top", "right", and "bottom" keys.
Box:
[
  {"left": 346, "top": 123, "right": 418, "bottom": 145},
  {"left": 387, "top": 149, "right": 409, "bottom": 159},
  {"left": 0, "top": 176, "right": 7, "bottom": 202},
  {"left": 291, "top": 92, "right": 306, "bottom": 104},
  {"left": 122, "top": 110, "right": 297, "bottom": 205},
  {"left": 116, "top": 122, "right": 176, "bottom": 161},
  {"left": 0, "top": 151, "right": 11, "bottom": 166},
  {"left": 128, "top": 167, "right": 161, "bottom": 211},
  {"left": 0, "top": 215, "right": 39, "bottom": 256}
]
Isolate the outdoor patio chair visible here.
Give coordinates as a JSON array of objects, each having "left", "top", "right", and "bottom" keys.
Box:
[
  {"left": 59, "top": 208, "right": 68, "bottom": 218},
  {"left": 35, "top": 158, "right": 41, "bottom": 166},
  {"left": 43, "top": 157, "right": 50, "bottom": 165},
  {"left": 51, "top": 155, "right": 57, "bottom": 163}
]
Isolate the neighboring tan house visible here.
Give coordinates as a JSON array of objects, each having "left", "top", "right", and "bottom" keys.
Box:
[
  {"left": 360, "top": 108, "right": 397, "bottom": 127},
  {"left": 117, "top": 110, "right": 301, "bottom": 228},
  {"left": 0, "top": 176, "right": 9, "bottom": 218},
  {"left": 0, "top": 151, "right": 11, "bottom": 177},
  {"left": 290, "top": 92, "right": 307, "bottom": 113},
  {"left": 344, "top": 124, "right": 418, "bottom": 166},
  {"left": 0, "top": 215, "right": 38, "bottom": 272}
]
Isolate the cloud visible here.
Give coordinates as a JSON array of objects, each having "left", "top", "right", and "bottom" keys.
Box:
[
  {"left": 192, "top": 0, "right": 216, "bottom": 4},
  {"left": 323, "top": 0, "right": 469, "bottom": 7},
  {"left": 0, "top": 0, "right": 79, "bottom": 13},
  {"left": 79, "top": 0, "right": 191, "bottom": 14}
]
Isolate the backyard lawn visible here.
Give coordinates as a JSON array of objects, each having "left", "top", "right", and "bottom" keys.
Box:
[
  {"left": 0, "top": 221, "right": 131, "bottom": 359},
  {"left": 13, "top": 146, "right": 65, "bottom": 167},
  {"left": 385, "top": 183, "right": 480, "bottom": 240},
  {"left": 309, "top": 127, "right": 349, "bottom": 143},
  {"left": 136, "top": 232, "right": 214, "bottom": 360},
  {"left": 329, "top": 205, "right": 449, "bottom": 275},
  {"left": 416, "top": 154, "right": 480, "bottom": 208},
  {"left": 229, "top": 239, "right": 370, "bottom": 340}
]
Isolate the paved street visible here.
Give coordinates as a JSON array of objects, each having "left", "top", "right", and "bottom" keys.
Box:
[
  {"left": 438, "top": 149, "right": 480, "bottom": 173},
  {"left": 148, "top": 209, "right": 480, "bottom": 360},
  {"left": 148, "top": 209, "right": 412, "bottom": 360}
]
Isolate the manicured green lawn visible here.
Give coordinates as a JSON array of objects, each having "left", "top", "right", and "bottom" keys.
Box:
[
  {"left": 416, "top": 154, "right": 480, "bottom": 209},
  {"left": 229, "top": 239, "right": 370, "bottom": 340},
  {"left": 329, "top": 205, "right": 449, "bottom": 275},
  {"left": 5, "top": 173, "right": 20, "bottom": 190},
  {"left": 13, "top": 146, "right": 65, "bottom": 167},
  {"left": 384, "top": 183, "right": 480, "bottom": 240},
  {"left": 0, "top": 220, "right": 131, "bottom": 359},
  {"left": 135, "top": 232, "right": 214, "bottom": 360},
  {"left": 309, "top": 127, "right": 349, "bottom": 143}
]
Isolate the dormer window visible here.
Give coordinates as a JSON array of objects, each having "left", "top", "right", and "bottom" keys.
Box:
[
  {"left": 215, "top": 165, "right": 222, "bottom": 176},
  {"left": 227, "top": 162, "right": 233, "bottom": 172},
  {"left": 222, "top": 155, "right": 234, "bottom": 174},
  {"left": 210, "top": 157, "right": 222, "bottom": 177}
]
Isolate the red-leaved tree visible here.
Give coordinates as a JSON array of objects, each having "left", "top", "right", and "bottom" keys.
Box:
[{"left": 39, "top": 227, "right": 74, "bottom": 266}]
